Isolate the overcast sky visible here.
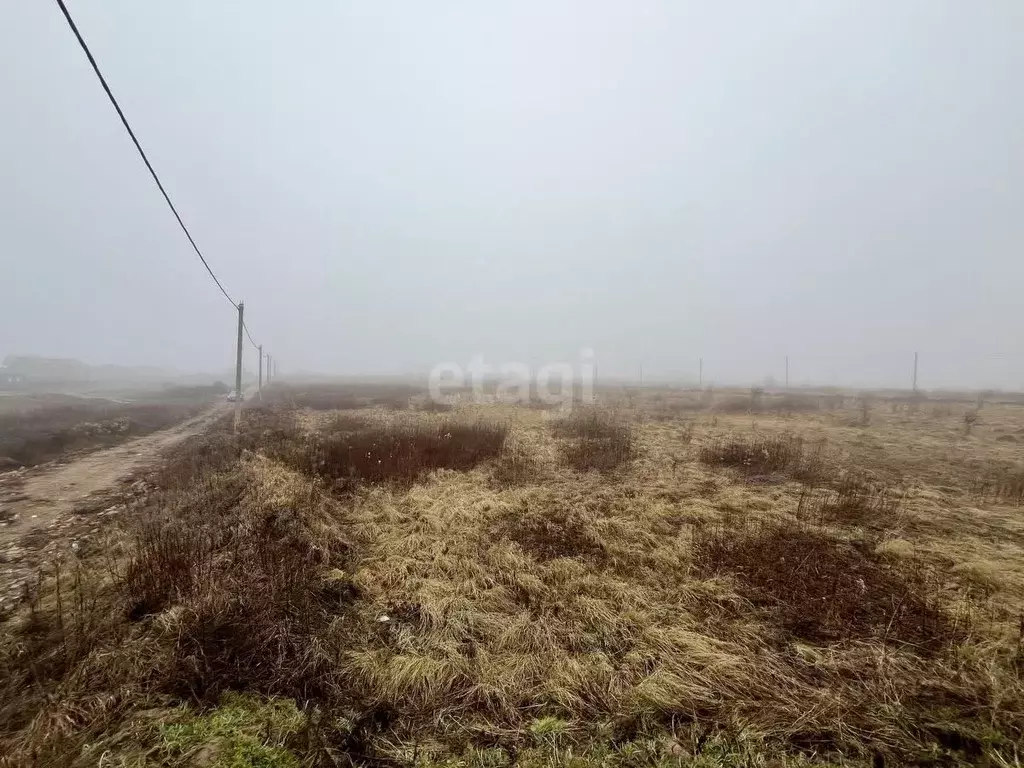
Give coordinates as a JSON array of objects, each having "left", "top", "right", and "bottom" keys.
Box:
[{"left": 1, "top": 1, "right": 1022, "bottom": 388}]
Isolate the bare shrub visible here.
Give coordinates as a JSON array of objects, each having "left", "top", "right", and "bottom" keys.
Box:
[
  {"left": 964, "top": 410, "right": 980, "bottom": 436},
  {"left": 693, "top": 523, "right": 957, "bottom": 651},
  {"left": 859, "top": 395, "right": 872, "bottom": 426},
  {"left": 750, "top": 387, "right": 765, "bottom": 410},
  {"left": 122, "top": 522, "right": 215, "bottom": 620},
  {"left": 8, "top": 560, "right": 111, "bottom": 688}
]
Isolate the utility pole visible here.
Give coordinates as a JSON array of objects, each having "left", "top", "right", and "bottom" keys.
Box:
[
  {"left": 258, "top": 344, "right": 263, "bottom": 401},
  {"left": 234, "top": 301, "right": 244, "bottom": 428},
  {"left": 785, "top": 356, "right": 789, "bottom": 389},
  {"left": 912, "top": 351, "right": 919, "bottom": 392},
  {"left": 266, "top": 354, "right": 272, "bottom": 386}
]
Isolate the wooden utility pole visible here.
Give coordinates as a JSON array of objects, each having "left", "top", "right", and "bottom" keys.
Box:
[
  {"left": 912, "top": 351, "right": 919, "bottom": 392},
  {"left": 266, "top": 354, "right": 272, "bottom": 386},
  {"left": 234, "top": 301, "right": 244, "bottom": 428},
  {"left": 258, "top": 344, "right": 263, "bottom": 401}
]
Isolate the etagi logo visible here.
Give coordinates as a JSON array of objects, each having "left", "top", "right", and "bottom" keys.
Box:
[{"left": 428, "top": 349, "right": 595, "bottom": 413}]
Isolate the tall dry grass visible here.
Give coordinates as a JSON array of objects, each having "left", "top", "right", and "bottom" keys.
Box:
[
  {"left": 302, "top": 417, "right": 508, "bottom": 488},
  {"left": 550, "top": 408, "right": 634, "bottom": 473}
]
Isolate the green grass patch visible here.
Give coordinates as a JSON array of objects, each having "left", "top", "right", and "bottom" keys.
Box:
[{"left": 157, "top": 693, "right": 303, "bottom": 768}]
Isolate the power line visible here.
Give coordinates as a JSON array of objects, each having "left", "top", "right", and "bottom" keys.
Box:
[
  {"left": 53, "top": 0, "right": 237, "bottom": 309},
  {"left": 54, "top": 0, "right": 270, "bottom": 372},
  {"left": 243, "top": 321, "right": 259, "bottom": 350}
]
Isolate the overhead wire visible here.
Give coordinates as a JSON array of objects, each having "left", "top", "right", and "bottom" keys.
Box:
[
  {"left": 243, "top": 321, "right": 259, "bottom": 350},
  {"left": 53, "top": 0, "right": 238, "bottom": 310}
]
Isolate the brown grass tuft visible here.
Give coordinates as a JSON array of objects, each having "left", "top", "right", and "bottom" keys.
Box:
[
  {"left": 495, "top": 501, "right": 608, "bottom": 563},
  {"left": 693, "top": 522, "right": 957, "bottom": 651},
  {"left": 970, "top": 464, "right": 1024, "bottom": 506},
  {"left": 797, "top": 474, "right": 904, "bottom": 529},
  {"left": 304, "top": 418, "right": 508, "bottom": 488},
  {"left": 699, "top": 433, "right": 826, "bottom": 483},
  {"left": 551, "top": 409, "right": 634, "bottom": 473},
  {"left": 490, "top": 434, "right": 543, "bottom": 487}
]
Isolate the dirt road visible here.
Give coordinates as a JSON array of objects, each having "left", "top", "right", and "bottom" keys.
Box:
[{"left": 0, "top": 400, "right": 232, "bottom": 610}]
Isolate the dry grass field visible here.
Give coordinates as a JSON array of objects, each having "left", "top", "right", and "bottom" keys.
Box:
[{"left": 1, "top": 383, "right": 1022, "bottom": 767}]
